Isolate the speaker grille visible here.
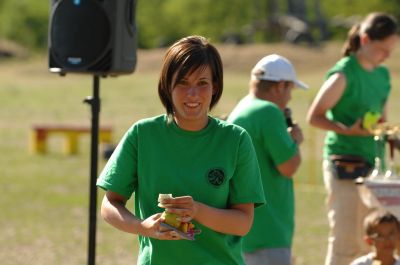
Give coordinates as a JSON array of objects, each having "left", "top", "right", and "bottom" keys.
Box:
[
  {"left": 87, "top": 49, "right": 112, "bottom": 72},
  {"left": 50, "top": 0, "right": 111, "bottom": 69}
]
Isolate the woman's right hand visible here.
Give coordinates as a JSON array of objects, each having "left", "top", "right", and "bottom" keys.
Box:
[{"left": 345, "top": 119, "right": 371, "bottom": 136}]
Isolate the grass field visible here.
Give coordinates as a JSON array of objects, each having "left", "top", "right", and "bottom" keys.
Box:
[{"left": 1, "top": 41, "right": 400, "bottom": 265}]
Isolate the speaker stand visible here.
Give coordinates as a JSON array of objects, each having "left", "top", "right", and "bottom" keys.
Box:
[{"left": 83, "top": 75, "right": 101, "bottom": 265}]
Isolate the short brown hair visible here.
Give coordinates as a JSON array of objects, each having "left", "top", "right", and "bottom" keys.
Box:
[
  {"left": 364, "top": 209, "right": 399, "bottom": 236},
  {"left": 158, "top": 36, "right": 223, "bottom": 116}
]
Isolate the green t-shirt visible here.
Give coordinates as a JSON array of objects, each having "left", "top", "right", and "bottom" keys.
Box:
[
  {"left": 323, "top": 55, "right": 391, "bottom": 165},
  {"left": 97, "top": 114, "right": 265, "bottom": 265},
  {"left": 227, "top": 96, "right": 298, "bottom": 251}
]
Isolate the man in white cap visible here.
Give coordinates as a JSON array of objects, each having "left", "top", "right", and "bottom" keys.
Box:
[{"left": 227, "top": 54, "right": 308, "bottom": 265}]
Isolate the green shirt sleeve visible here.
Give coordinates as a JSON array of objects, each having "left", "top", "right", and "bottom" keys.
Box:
[
  {"left": 229, "top": 128, "right": 266, "bottom": 208},
  {"left": 96, "top": 124, "right": 138, "bottom": 199},
  {"left": 262, "top": 106, "right": 297, "bottom": 166}
]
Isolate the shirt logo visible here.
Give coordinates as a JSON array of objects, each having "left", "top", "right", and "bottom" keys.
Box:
[{"left": 207, "top": 168, "right": 225, "bottom": 187}]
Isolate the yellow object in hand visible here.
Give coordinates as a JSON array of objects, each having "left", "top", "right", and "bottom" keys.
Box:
[
  {"left": 363, "top": 111, "right": 381, "bottom": 131},
  {"left": 161, "top": 212, "right": 181, "bottom": 228}
]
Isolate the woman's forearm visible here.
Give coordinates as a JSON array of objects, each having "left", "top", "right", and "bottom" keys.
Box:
[
  {"left": 194, "top": 202, "right": 253, "bottom": 236},
  {"left": 101, "top": 195, "right": 143, "bottom": 234},
  {"left": 309, "top": 114, "right": 349, "bottom": 134}
]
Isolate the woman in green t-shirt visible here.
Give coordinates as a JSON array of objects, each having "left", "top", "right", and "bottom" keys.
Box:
[
  {"left": 97, "top": 36, "right": 265, "bottom": 265},
  {"left": 307, "top": 13, "right": 398, "bottom": 265}
]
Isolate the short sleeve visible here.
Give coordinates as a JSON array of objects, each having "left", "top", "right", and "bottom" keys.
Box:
[
  {"left": 96, "top": 125, "right": 138, "bottom": 199},
  {"left": 262, "top": 107, "right": 297, "bottom": 166},
  {"left": 229, "top": 129, "right": 266, "bottom": 208}
]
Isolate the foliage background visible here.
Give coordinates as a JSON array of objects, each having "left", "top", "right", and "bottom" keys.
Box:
[{"left": 1, "top": 0, "right": 400, "bottom": 50}]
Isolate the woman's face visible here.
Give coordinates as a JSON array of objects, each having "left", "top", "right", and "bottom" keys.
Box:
[
  {"left": 362, "top": 34, "right": 398, "bottom": 67},
  {"left": 171, "top": 65, "right": 214, "bottom": 131}
]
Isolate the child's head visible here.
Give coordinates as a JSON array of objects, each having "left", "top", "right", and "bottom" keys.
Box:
[{"left": 364, "top": 209, "right": 399, "bottom": 256}]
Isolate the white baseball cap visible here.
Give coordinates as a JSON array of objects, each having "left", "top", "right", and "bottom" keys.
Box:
[{"left": 251, "top": 54, "right": 308, "bottom": 89}]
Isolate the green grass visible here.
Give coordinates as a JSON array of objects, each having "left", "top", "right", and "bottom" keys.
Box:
[{"left": 2, "top": 42, "right": 400, "bottom": 265}]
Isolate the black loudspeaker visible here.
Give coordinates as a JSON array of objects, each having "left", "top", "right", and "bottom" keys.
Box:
[{"left": 48, "top": 0, "right": 137, "bottom": 76}]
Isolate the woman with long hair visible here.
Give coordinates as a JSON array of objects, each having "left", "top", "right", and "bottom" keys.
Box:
[{"left": 307, "top": 12, "right": 398, "bottom": 265}]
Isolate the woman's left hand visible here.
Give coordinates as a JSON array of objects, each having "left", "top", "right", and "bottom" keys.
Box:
[
  {"left": 159, "top": 195, "right": 254, "bottom": 236},
  {"left": 158, "top": 195, "right": 198, "bottom": 222}
]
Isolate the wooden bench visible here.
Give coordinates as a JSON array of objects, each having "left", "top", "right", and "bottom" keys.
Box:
[{"left": 30, "top": 124, "right": 113, "bottom": 155}]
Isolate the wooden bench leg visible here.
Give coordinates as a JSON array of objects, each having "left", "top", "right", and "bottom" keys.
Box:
[
  {"left": 30, "top": 129, "right": 47, "bottom": 154},
  {"left": 64, "top": 132, "right": 79, "bottom": 155},
  {"left": 99, "top": 131, "right": 112, "bottom": 144}
]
